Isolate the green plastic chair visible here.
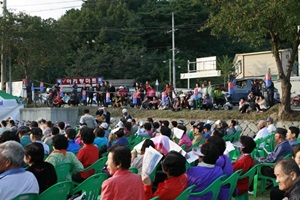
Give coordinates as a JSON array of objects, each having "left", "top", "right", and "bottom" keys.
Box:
[
  {"left": 150, "top": 197, "right": 159, "bottom": 200},
  {"left": 233, "top": 131, "right": 242, "bottom": 142},
  {"left": 252, "top": 163, "right": 277, "bottom": 198},
  {"left": 175, "top": 185, "right": 196, "bottom": 200},
  {"left": 186, "top": 139, "right": 205, "bottom": 152},
  {"left": 180, "top": 144, "right": 186, "bottom": 150},
  {"left": 221, "top": 169, "right": 243, "bottom": 200},
  {"left": 55, "top": 163, "right": 72, "bottom": 182},
  {"left": 38, "top": 181, "right": 72, "bottom": 200},
  {"left": 70, "top": 173, "right": 108, "bottom": 200},
  {"left": 129, "top": 167, "right": 138, "bottom": 174},
  {"left": 190, "top": 175, "right": 227, "bottom": 200},
  {"left": 235, "top": 165, "right": 258, "bottom": 200},
  {"left": 12, "top": 193, "right": 38, "bottom": 200}
]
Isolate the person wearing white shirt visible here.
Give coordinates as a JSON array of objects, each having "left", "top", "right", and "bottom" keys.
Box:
[
  {"left": 254, "top": 120, "right": 270, "bottom": 148},
  {"left": 0, "top": 141, "right": 39, "bottom": 199},
  {"left": 266, "top": 117, "right": 276, "bottom": 133}
]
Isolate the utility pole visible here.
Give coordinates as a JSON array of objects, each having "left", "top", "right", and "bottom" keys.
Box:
[
  {"left": 171, "top": 12, "right": 176, "bottom": 89},
  {"left": 298, "top": 25, "right": 300, "bottom": 76},
  {"left": 0, "top": 0, "right": 6, "bottom": 91},
  {"left": 187, "top": 60, "right": 190, "bottom": 89},
  {"left": 169, "top": 59, "right": 171, "bottom": 84}
]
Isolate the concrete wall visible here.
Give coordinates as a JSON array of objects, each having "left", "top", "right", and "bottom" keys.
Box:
[{"left": 20, "top": 107, "right": 79, "bottom": 126}]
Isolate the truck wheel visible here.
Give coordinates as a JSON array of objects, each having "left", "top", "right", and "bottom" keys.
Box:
[{"left": 224, "top": 105, "right": 229, "bottom": 110}]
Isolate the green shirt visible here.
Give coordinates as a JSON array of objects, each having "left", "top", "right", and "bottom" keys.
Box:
[{"left": 20, "top": 135, "right": 32, "bottom": 148}]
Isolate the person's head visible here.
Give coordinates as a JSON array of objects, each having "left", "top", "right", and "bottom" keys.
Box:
[
  {"left": 80, "top": 126, "right": 95, "bottom": 144},
  {"left": 171, "top": 121, "right": 177, "bottom": 128},
  {"left": 206, "top": 136, "right": 225, "bottom": 156},
  {"left": 231, "top": 120, "right": 237, "bottom": 127},
  {"left": 266, "top": 117, "right": 274, "bottom": 125},
  {"left": 240, "top": 97, "right": 245, "bottom": 103},
  {"left": 131, "top": 119, "right": 136, "bottom": 126},
  {"left": 46, "top": 121, "right": 53, "bottom": 128},
  {"left": 122, "top": 108, "right": 128, "bottom": 115},
  {"left": 1, "top": 120, "right": 7, "bottom": 127},
  {"left": 201, "top": 142, "right": 220, "bottom": 165},
  {"left": 287, "top": 127, "right": 300, "bottom": 141},
  {"left": 124, "top": 122, "right": 132, "bottom": 131},
  {"left": 257, "top": 120, "right": 266, "bottom": 129},
  {"left": 195, "top": 83, "right": 200, "bottom": 88},
  {"left": 29, "top": 127, "right": 43, "bottom": 141},
  {"left": 211, "top": 129, "right": 223, "bottom": 138},
  {"left": 38, "top": 119, "right": 46, "bottom": 126},
  {"left": 94, "top": 128, "right": 105, "bottom": 138},
  {"left": 0, "top": 131, "right": 20, "bottom": 143},
  {"left": 106, "top": 145, "right": 131, "bottom": 175},
  {"left": 177, "top": 124, "right": 186, "bottom": 135},
  {"left": 292, "top": 144, "right": 300, "bottom": 168},
  {"left": 275, "top": 128, "right": 287, "bottom": 143},
  {"left": 147, "top": 118, "right": 154, "bottom": 124},
  {"left": 141, "top": 139, "right": 155, "bottom": 154},
  {"left": 17, "top": 127, "right": 29, "bottom": 138},
  {"left": 30, "top": 121, "right": 39, "bottom": 129},
  {"left": 153, "top": 122, "right": 160, "bottom": 130},
  {"left": 24, "top": 142, "right": 44, "bottom": 165},
  {"left": 65, "top": 128, "right": 76, "bottom": 140},
  {"left": 52, "top": 134, "right": 68, "bottom": 150},
  {"left": 83, "top": 109, "right": 90, "bottom": 114},
  {"left": 115, "top": 128, "right": 125, "bottom": 138},
  {"left": 240, "top": 136, "right": 256, "bottom": 154},
  {"left": 203, "top": 124, "right": 211, "bottom": 133},
  {"left": 162, "top": 120, "right": 169, "bottom": 127},
  {"left": 143, "top": 122, "right": 152, "bottom": 131},
  {"left": 9, "top": 120, "right": 15, "bottom": 126},
  {"left": 161, "top": 151, "right": 186, "bottom": 177},
  {"left": 51, "top": 127, "right": 60, "bottom": 136},
  {"left": 274, "top": 159, "right": 300, "bottom": 191},
  {"left": 57, "top": 122, "right": 65, "bottom": 130},
  {"left": 0, "top": 141, "right": 24, "bottom": 172},
  {"left": 160, "top": 126, "right": 171, "bottom": 138}
]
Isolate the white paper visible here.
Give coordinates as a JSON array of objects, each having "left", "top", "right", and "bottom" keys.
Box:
[
  {"left": 142, "top": 146, "right": 163, "bottom": 176},
  {"left": 225, "top": 141, "right": 236, "bottom": 154},
  {"left": 169, "top": 140, "right": 187, "bottom": 157},
  {"left": 173, "top": 128, "right": 184, "bottom": 139},
  {"left": 186, "top": 151, "right": 199, "bottom": 163}
]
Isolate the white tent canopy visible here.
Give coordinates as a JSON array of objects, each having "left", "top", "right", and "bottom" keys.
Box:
[{"left": 0, "top": 90, "right": 24, "bottom": 121}]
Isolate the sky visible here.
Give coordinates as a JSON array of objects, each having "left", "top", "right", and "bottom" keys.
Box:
[{"left": 7, "top": 0, "right": 83, "bottom": 20}]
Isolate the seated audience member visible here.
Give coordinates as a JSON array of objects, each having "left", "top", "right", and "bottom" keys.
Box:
[
  {"left": 148, "top": 96, "right": 160, "bottom": 110},
  {"left": 123, "top": 122, "right": 132, "bottom": 136},
  {"left": 0, "top": 130, "right": 20, "bottom": 143},
  {"left": 101, "top": 145, "right": 145, "bottom": 200},
  {"left": 73, "top": 127, "right": 99, "bottom": 183},
  {"left": 255, "top": 95, "right": 268, "bottom": 112},
  {"left": 203, "top": 124, "right": 212, "bottom": 139},
  {"left": 131, "top": 119, "right": 139, "bottom": 134},
  {"left": 287, "top": 126, "right": 300, "bottom": 147},
  {"left": 274, "top": 159, "right": 300, "bottom": 198},
  {"left": 254, "top": 120, "right": 270, "bottom": 143},
  {"left": 57, "top": 121, "right": 66, "bottom": 135},
  {"left": 176, "top": 124, "right": 192, "bottom": 151},
  {"left": 107, "top": 128, "right": 129, "bottom": 148},
  {"left": 187, "top": 142, "right": 223, "bottom": 200},
  {"left": 217, "top": 121, "right": 228, "bottom": 136},
  {"left": 201, "top": 94, "right": 213, "bottom": 111},
  {"left": 0, "top": 120, "right": 9, "bottom": 134},
  {"left": 45, "top": 134, "right": 84, "bottom": 181},
  {"left": 0, "top": 141, "right": 39, "bottom": 198},
  {"left": 131, "top": 139, "right": 155, "bottom": 175},
  {"left": 239, "top": 97, "right": 249, "bottom": 113},
  {"left": 227, "top": 120, "right": 237, "bottom": 135},
  {"left": 172, "top": 97, "right": 182, "bottom": 112},
  {"left": 93, "top": 128, "right": 108, "bottom": 149},
  {"left": 65, "top": 128, "right": 80, "bottom": 153},
  {"left": 18, "top": 127, "right": 32, "bottom": 147},
  {"left": 234, "top": 121, "right": 242, "bottom": 133},
  {"left": 142, "top": 151, "right": 188, "bottom": 200},
  {"left": 151, "top": 122, "right": 160, "bottom": 137},
  {"left": 266, "top": 117, "right": 276, "bottom": 133},
  {"left": 24, "top": 142, "right": 57, "bottom": 193},
  {"left": 192, "top": 121, "right": 204, "bottom": 145},
  {"left": 137, "top": 122, "right": 152, "bottom": 137},
  {"left": 232, "top": 136, "right": 256, "bottom": 195},
  {"left": 207, "top": 136, "right": 233, "bottom": 200},
  {"left": 187, "top": 121, "right": 195, "bottom": 141},
  {"left": 152, "top": 126, "right": 171, "bottom": 156},
  {"left": 44, "top": 127, "right": 60, "bottom": 146},
  {"left": 29, "top": 128, "right": 50, "bottom": 155}
]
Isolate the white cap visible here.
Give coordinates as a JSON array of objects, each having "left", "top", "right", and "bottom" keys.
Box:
[
  {"left": 127, "top": 119, "right": 132, "bottom": 123},
  {"left": 122, "top": 108, "right": 128, "bottom": 114},
  {"left": 100, "top": 122, "right": 108, "bottom": 129},
  {"left": 116, "top": 121, "right": 124, "bottom": 128},
  {"left": 214, "top": 120, "right": 221, "bottom": 125}
]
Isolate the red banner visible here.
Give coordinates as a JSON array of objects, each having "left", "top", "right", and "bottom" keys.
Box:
[{"left": 57, "top": 77, "right": 101, "bottom": 86}]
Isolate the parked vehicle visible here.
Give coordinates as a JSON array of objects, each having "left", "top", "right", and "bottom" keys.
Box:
[{"left": 291, "top": 95, "right": 300, "bottom": 107}]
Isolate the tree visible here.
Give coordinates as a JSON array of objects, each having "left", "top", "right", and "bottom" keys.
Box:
[
  {"left": 217, "top": 55, "right": 234, "bottom": 87},
  {"left": 204, "top": 0, "right": 300, "bottom": 119}
]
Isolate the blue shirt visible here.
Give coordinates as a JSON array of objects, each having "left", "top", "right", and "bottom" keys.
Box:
[
  {"left": 94, "top": 137, "right": 108, "bottom": 148},
  {"left": 289, "top": 140, "right": 298, "bottom": 147},
  {"left": 107, "top": 137, "right": 129, "bottom": 147},
  {"left": 67, "top": 139, "right": 80, "bottom": 153},
  {"left": 261, "top": 140, "right": 292, "bottom": 163},
  {"left": 204, "top": 131, "right": 211, "bottom": 138}
]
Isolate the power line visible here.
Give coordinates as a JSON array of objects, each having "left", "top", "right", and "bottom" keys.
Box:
[
  {"left": 9, "top": 0, "right": 82, "bottom": 7},
  {"left": 27, "top": 6, "right": 81, "bottom": 13}
]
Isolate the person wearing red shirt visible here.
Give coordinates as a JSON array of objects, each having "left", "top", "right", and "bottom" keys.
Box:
[
  {"left": 72, "top": 126, "right": 99, "bottom": 183},
  {"left": 142, "top": 151, "right": 188, "bottom": 200},
  {"left": 232, "top": 136, "right": 256, "bottom": 195}
]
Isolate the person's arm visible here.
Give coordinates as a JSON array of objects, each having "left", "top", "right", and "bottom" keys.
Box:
[
  {"left": 101, "top": 180, "right": 114, "bottom": 200},
  {"left": 70, "top": 153, "right": 84, "bottom": 173}
]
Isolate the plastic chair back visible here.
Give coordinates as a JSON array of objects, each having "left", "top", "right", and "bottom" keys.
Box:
[
  {"left": 82, "top": 157, "right": 107, "bottom": 174},
  {"left": 12, "top": 193, "right": 38, "bottom": 200},
  {"left": 235, "top": 165, "right": 257, "bottom": 200},
  {"left": 38, "top": 181, "right": 72, "bottom": 200},
  {"left": 71, "top": 173, "right": 108, "bottom": 200},
  {"left": 55, "top": 163, "right": 72, "bottom": 182},
  {"left": 129, "top": 168, "right": 138, "bottom": 174},
  {"left": 221, "top": 169, "right": 243, "bottom": 200},
  {"left": 175, "top": 185, "right": 196, "bottom": 200},
  {"left": 190, "top": 175, "right": 226, "bottom": 200}
]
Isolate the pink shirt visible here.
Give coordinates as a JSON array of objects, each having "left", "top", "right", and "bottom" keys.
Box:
[
  {"left": 101, "top": 170, "right": 145, "bottom": 200},
  {"left": 178, "top": 134, "right": 192, "bottom": 151}
]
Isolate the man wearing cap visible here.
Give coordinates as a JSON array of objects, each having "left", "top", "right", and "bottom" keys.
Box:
[
  {"left": 266, "top": 117, "right": 276, "bottom": 133},
  {"left": 29, "top": 127, "right": 50, "bottom": 155},
  {"left": 258, "top": 128, "right": 292, "bottom": 177},
  {"left": 121, "top": 108, "right": 132, "bottom": 122},
  {"left": 96, "top": 104, "right": 111, "bottom": 125}
]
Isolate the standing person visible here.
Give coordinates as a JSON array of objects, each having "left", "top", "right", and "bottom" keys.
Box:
[
  {"left": 95, "top": 83, "right": 101, "bottom": 106},
  {"left": 87, "top": 84, "right": 94, "bottom": 105},
  {"left": 200, "top": 83, "right": 207, "bottom": 99},
  {"left": 267, "top": 80, "right": 275, "bottom": 107},
  {"left": 0, "top": 141, "right": 39, "bottom": 198},
  {"left": 72, "top": 81, "right": 78, "bottom": 104},
  {"left": 164, "top": 83, "right": 172, "bottom": 100},
  {"left": 139, "top": 83, "right": 145, "bottom": 102},
  {"left": 101, "top": 145, "right": 145, "bottom": 200},
  {"left": 81, "top": 83, "right": 89, "bottom": 106},
  {"left": 100, "top": 82, "right": 107, "bottom": 106},
  {"left": 79, "top": 109, "right": 97, "bottom": 129},
  {"left": 108, "top": 82, "right": 116, "bottom": 104},
  {"left": 24, "top": 142, "right": 57, "bottom": 194},
  {"left": 207, "top": 81, "right": 215, "bottom": 103}
]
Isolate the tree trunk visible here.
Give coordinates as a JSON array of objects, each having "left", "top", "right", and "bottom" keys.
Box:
[{"left": 278, "top": 78, "right": 291, "bottom": 119}]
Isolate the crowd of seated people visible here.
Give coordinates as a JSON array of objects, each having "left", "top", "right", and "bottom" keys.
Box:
[{"left": 1, "top": 112, "right": 300, "bottom": 200}]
